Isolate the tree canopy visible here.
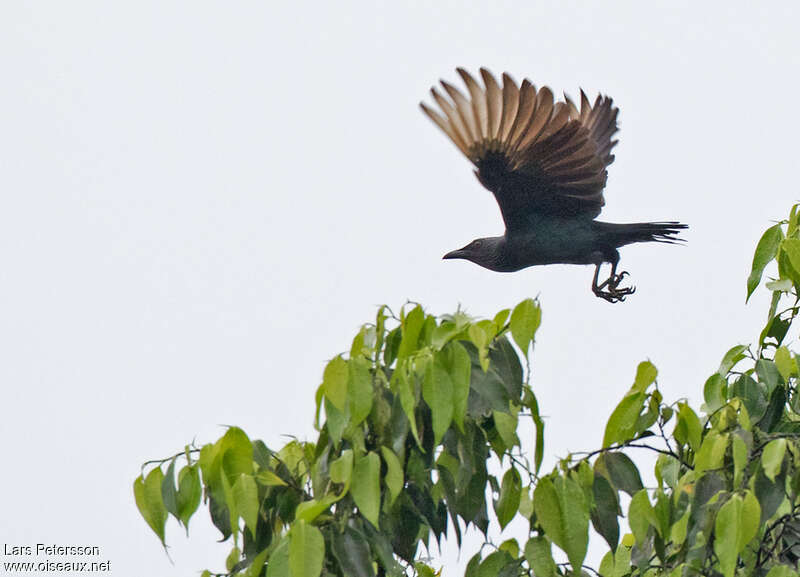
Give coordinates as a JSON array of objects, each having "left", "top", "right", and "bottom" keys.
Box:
[{"left": 136, "top": 203, "right": 800, "bottom": 577}]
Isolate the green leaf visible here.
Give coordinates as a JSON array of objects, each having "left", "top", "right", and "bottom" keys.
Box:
[
  {"left": 628, "top": 489, "right": 653, "bottom": 545},
  {"left": 774, "top": 346, "right": 797, "bottom": 380},
  {"left": 330, "top": 449, "right": 354, "bottom": 486},
  {"left": 591, "top": 474, "right": 620, "bottom": 551},
  {"left": 747, "top": 223, "right": 783, "bottom": 301},
  {"left": 477, "top": 551, "right": 514, "bottom": 577},
  {"left": 575, "top": 460, "right": 595, "bottom": 506},
  {"left": 375, "top": 306, "right": 387, "bottom": 358},
  {"left": 493, "top": 408, "right": 519, "bottom": 452},
  {"left": 633, "top": 361, "right": 658, "bottom": 393},
  {"left": 197, "top": 426, "right": 253, "bottom": 504},
  {"left": 652, "top": 490, "right": 671, "bottom": 538},
  {"left": 232, "top": 474, "right": 259, "bottom": 538},
  {"left": 392, "top": 367, "right": 420, "bottom": 446},
  {"left": 758, "top": 383, "right": 786, "bottom": 431},
  {"left": 655, "top": 454, "right": 680, "bottom": 489},
  {"left": 704, "top": 373, "right": 727, "bottom": 412},
  {"left": 740, "top": 491, "right": 761, "bottom": 548},
  {"left": 757, "top": 359, "right": 783, "bottom": 392},
  {"left": 494, "top": 467, "right": 522, "bottom": 529},
  {"left": 781, "top": 238, "right": 800, "bottom": 286},
  {"left": 762, "top": 438, "right": 787, "bottom": 481},
  {"left": 603, "top": 391, "right": 646, "bottom": 447},
  {"left": 714, "top": 493, "right": 761, "bottom": 577},
  {"left": 220, "top": 470, "right": 239, "bottom": 542},
  {"left": 766, "top": 278, "right": 793, "bottom": 292},
  {"left": 398, "top": 305, "right": 424, "bottom": 360},
  {"left": 599, "top": 545, "right": 632, "bottom": 577},
  {"left": 468, "top": 322, "right": 492, "bottom": 371},
  {"left": 226, "top": 547, "right": 241, "bottom": 571},
  {"left": 314, "top": 384, "right": 324, "bottom": 430},
  {"left": 380, "top": 447, "right": 404, "bottom": 504},
  {"left": 733, "top": 436, "right": 748, "bottom": 488},
  {"left": 755, "top": 466, "right": 787, "bottom": 524},
  {"left": 134, "top": 468, "right": 168, "bottom": 545},
  {"left": 351, "top": 451, "right": 381, "bottom": 527},
  {"left": 524, "top": 387, "right": 545, "bottom": 473},
  {"left": 348, "top": 357, "right": 373, "bottom": 426},
  {"left": 221, "top": 431, "right": 253, "bottom": 481},
  {"left": 161, "top": 458, "right": 179, "bottom": 520},
  {"left": 674, "top": 403, "right": 703, "bottom": 451},
  {"left": 383, "top": 327, "right": 401, "bottom": 367},
  {"left": 331, "top": 526, "right": 375, "bottom": 577},
  {"left": 718, "top": 345, "right": 748, "bottom": 376},
  {"left": 598, "top": 552, "right": 614, "bottom": 577},
  {"left": 465, "top": 553, "right": 481, "bottom": 577},
  {"left": 431, "top": 321, "right": 460, "bottom": 350},
  {"left": 176, "top": 465, "right": 202, "bottom": 529},
  {"left": 423, "top": 355, "right": 455, "bottom": 445},
  {"left": 256, "top": 469, "right": 288, "bottom": 487},
  {"left": 323, "top": 356, "right": 349, "bottom": 411},
  {"left": 733, "top": 374, "right": 768, "bottom": 422},
  {"left": 695, "top": 433, "right": 729, "bottom": 473},
  {"left": 533, "top": 475, "right": 589, "bottom": 572},
  {"left": 266, "top": 536, "right": 289, "bottom": 577},
  {"left": 246, "top": 550, "right": 269, "bottom": 577},
  {"left": 598, "top": 452, "right": 644, "bottom": 496},
  {"left": 671, "top": 509, "right": 689, "bottom": 545},
  {"left": 350, "top": 326, "right": 366, "bottom": 358},
  {"left": 765, "top": 565, "right": 800, "bottom": 577},
  {"left": 295, "top": 494, "right": 338, "bottom": 523},
  {"left": 252, "top": 440, "right": 273, "bottom": 470},
  {"left": 445, "top": 341, "right": 471, "bottom": 431},
  {"left": 498, "top": 538, "right": 519, "bottom": 558},
  {"left": 493, "top": 308, "right": 511, "bottom": 328},
  {"left": 510, "top": 298, "right": 541, "bottom": 357},
  {"left": 524, "top": 536, "right": 558, "bottom": 577},
  {"left": 289, "top": 520, "right": 325, "bottom": 577},
  {"left": 325, "top": 397, "right": 347, "bottom": 446},
  {"left": 518, "top": 486, "right": 533, "bottom": 519}
]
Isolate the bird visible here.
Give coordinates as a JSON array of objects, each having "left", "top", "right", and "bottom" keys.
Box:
[{"left": 420, "top": 68, "right": 687, "bottom": 303}]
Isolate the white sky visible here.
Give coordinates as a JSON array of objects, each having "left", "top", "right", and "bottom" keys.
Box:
[{"left": 2, "top": 1, "right": 799, "bottom": 575}]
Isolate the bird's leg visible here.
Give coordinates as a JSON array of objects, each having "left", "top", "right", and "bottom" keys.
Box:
[{"left": 592, "top": 261, "right": 636, "bottom": 303}]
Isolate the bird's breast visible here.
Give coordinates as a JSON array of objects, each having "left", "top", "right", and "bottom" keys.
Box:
[{"left": 505, "top": 219, "right": 602, "bottom": 268}]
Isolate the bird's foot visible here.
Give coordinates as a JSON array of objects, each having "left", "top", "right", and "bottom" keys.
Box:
[{"left": 593, "top": 271, "right": 636, "bottom": 303}]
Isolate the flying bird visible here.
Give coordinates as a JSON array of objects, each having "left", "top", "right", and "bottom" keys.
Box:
[{"left": 420, "top": 68, "right": 687, "bottom": 303}]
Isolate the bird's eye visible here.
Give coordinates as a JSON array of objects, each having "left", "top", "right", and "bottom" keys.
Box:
[{"left": 473, "top": 240, "right": 482, "bottom": 248}]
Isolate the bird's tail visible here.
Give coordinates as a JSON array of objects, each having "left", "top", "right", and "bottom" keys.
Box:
[{"left": 596, "top": 221, "right": 688, "bottom": 248}]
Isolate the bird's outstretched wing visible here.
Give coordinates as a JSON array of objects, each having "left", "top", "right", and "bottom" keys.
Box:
[{"left": 421, "top": 68, "right": 619, "bottom": 233}]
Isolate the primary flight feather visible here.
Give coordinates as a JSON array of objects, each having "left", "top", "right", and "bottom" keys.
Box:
[{"left": 421, "top": 68, "right": 687, "bottom": 302}]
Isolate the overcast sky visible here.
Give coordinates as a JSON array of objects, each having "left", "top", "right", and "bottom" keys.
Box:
[{"left": 2, "top": 1, "right": 799, "bottom": 575}]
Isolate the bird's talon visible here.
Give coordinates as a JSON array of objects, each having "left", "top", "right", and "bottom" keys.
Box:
[{"left": 593, "top": 274, "right": 636, "bottom": 303}]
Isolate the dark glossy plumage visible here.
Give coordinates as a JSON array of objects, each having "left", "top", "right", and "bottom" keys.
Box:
[{"left": 421, "top": 68, "right": 687, "bottom": 302}]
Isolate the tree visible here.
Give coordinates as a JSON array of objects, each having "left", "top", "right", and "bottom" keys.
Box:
[{"left": 136, "top": 204, "right": 800, "bottom": 577}]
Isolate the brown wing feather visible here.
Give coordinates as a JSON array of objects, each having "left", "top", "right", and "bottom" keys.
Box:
[
  {"left": 498, "top": 73, "right": 520, "bottom": 143},
  {"left": 481, "top": 68, "right": 503, "bottom": 142},
  {"left": 507, "top": 80, "right": 537, "bottom": 156},
  {"left": 420, "top": 68, "right": 620, "bottom": 231}
]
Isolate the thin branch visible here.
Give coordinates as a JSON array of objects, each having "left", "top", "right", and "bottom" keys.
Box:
[
  {"left": 141, "top": 448, "right": 201, "bottom": 470},
  {"left": 557, "top": 563, "right": 601, "bottom": 577},
  {"left": 574, "top": 442, "right": 693, "bottom": 470}
]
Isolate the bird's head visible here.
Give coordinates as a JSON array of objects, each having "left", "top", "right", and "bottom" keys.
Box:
[{"left": 443, "top": 237, "right": 508, "bottom": 271}]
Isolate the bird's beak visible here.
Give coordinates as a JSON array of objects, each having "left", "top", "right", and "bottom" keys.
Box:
[{"left": 443, "top": 249, "right": 466, "bottom": 260}]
